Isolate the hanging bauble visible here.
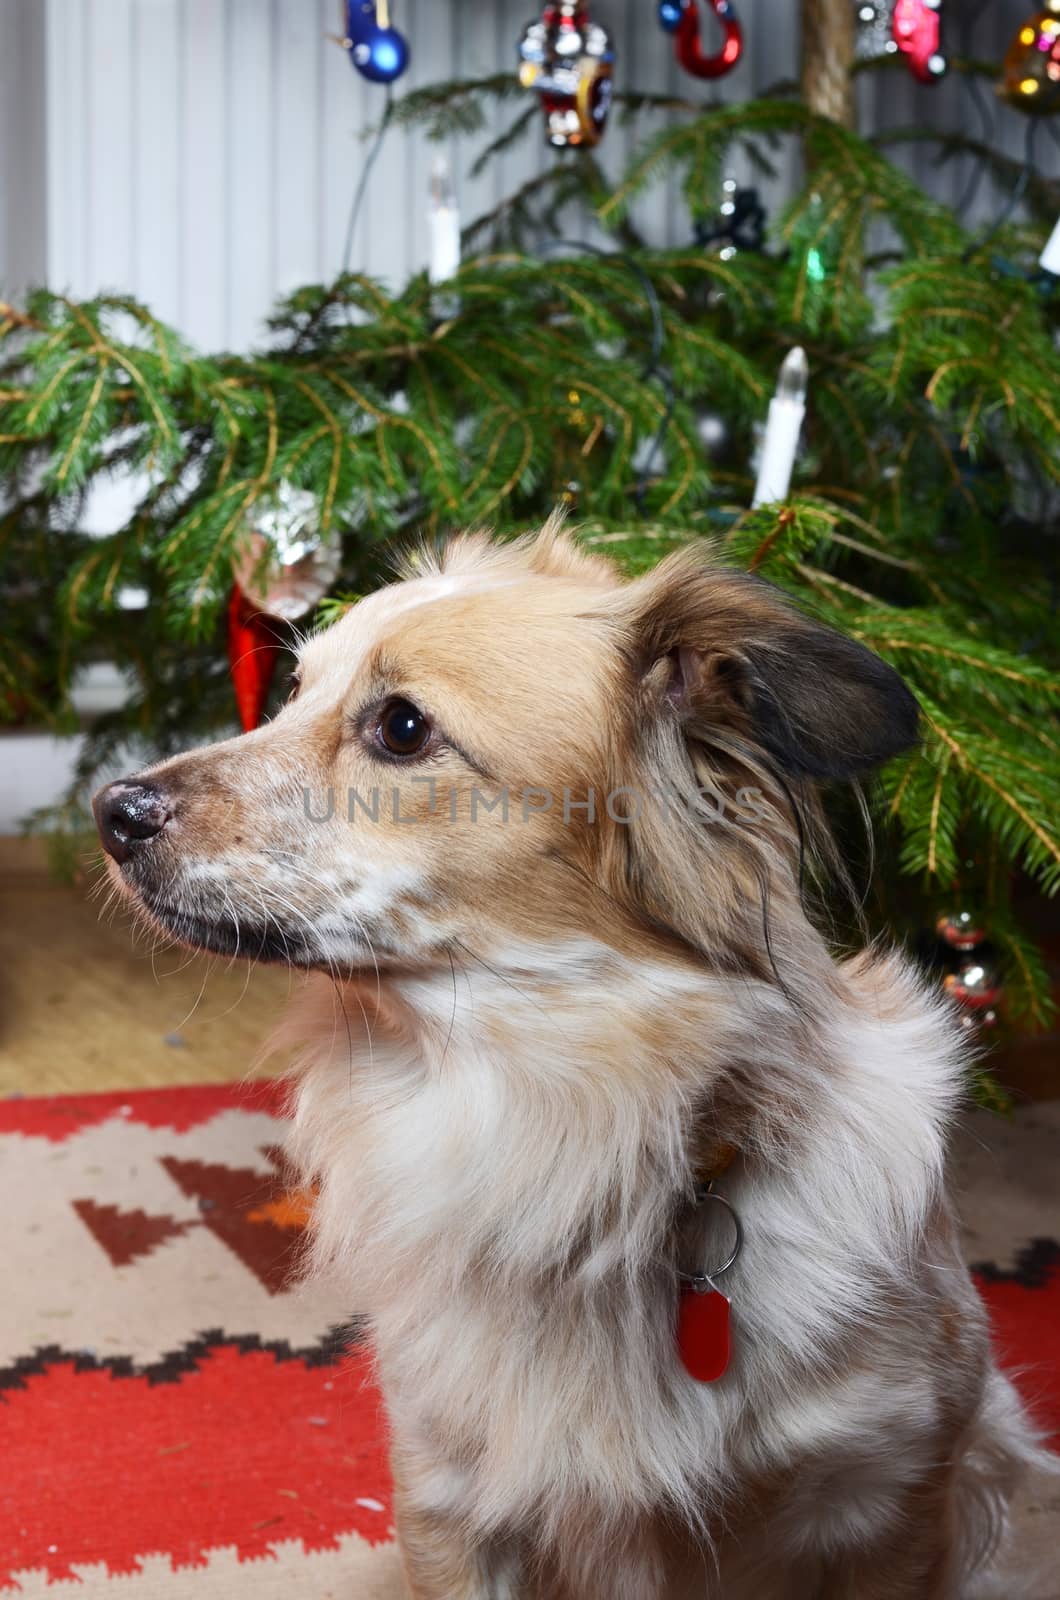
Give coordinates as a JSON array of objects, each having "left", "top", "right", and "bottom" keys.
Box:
[
  {"left": 957, "top": 1005, "right": 1000, "bottom": 1033},
  {"left": 944, "top": 956, "right": 1003, "bottom": 1011},
  {"left": 227, "top": 587, "right": 283, "bottom": 734},
  {"left": 344, "top": 0, "right": 410, "bottom": 84},
  {"left": 658, "top": 0, "right": 743, "bottom": 80},
  {"left": 696, "top": 410, "right": 729, "bottom": 458},
  {"left": 892, "top": 0, "right": 946, "bottom": 84},
  {"left": 1001, "top": 6, "right": 1060, "bottom": 113},
  {"left": 232, "top": 481, "right": 342, "bottom": 622},
  {"left": 518, "top": 3, "right": 614, "bottom": 148},
  {"left": 694, "top": 177, "right": 766, "bottom": 257},
  {"left": 936, "top": 909, "right": 989, "bottom": 951},
  {"left": 853, "top": 1, "right": 898, "bottom": 61}
]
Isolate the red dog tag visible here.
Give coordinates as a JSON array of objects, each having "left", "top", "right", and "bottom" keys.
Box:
[{"left": 677, "top": 1284, "right": 731, "bottom": 1382}]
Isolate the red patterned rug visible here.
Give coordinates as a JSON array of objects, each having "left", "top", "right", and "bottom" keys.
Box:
[{"left": 1, "top": 1082, "right": 1058, "bottom": 1596}]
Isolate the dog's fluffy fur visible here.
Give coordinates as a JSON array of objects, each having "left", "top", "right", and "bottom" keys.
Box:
[{"left": 98, "top": 525, "right": 1049, "bottom": 1597}]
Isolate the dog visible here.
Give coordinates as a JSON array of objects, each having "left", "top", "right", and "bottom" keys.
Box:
[{"left": 94, "top": 523, "right": 1048, "bottom": 1598}]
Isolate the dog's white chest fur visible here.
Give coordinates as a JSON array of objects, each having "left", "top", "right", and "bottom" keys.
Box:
[{"left": 282, "top": 942, "right": 1043, "bottom": 1593}]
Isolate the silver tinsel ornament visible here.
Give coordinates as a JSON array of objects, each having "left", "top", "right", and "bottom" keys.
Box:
[
  {"left": 232, "top": 480, "right": 342, "bottom": 621},
  {"left": 853, "top": 0, "right": 898, "bottom": 60}
]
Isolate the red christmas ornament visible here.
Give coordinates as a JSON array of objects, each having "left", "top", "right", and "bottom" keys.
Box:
[
  {"left": 659, "top": 0, "right": 743, "bottom": 81},
  {"left": 227, "top": 584, "right": 282, "bottom": 733},
  {"left": 892, "top": 0, "right": 946, "bottom": 84}
]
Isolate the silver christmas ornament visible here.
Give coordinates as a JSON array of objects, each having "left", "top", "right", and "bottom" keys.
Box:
[
  {"left": 958, "top": 1006, "right": 999, "bottom": 1032},
  {"left": 935, "top": 908, "right": 987, "bottom": 951},
  {"left": 944, "top": 956, "right": 1003, "bottom": 1011},
  {"left": 696, "top": 410, "right": 729, "bottom": 457},
  {"left": 853, "top": 0, "right": 898, "bottom": 60},
  {"left": 233, "top": 480, "right": 342, "bottom": 621}
]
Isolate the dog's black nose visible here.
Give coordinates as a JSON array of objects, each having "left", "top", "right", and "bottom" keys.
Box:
[{"left": 93, "top": 781, "right": 170, "bottom": 865}]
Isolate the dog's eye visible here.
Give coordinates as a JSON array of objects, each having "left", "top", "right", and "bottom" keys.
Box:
[{"left": 377, "top": 697, "right": 430, "bottom": 757}]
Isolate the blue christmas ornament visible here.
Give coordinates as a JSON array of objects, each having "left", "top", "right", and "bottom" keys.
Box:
[
  {"left": 344, "top": 0, "right": 410, "bottom": 85},
  {"left": 658, "top": 0, "right": 684, "bottom": 31}
]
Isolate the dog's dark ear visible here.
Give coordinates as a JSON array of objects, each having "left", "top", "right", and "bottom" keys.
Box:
[{"left": 627, "top": 551, "right": 920, "bottom": 780}]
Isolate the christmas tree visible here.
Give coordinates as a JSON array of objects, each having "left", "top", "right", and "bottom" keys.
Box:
[{"left": 1, "top": 1, "right": 1058, "bottom": 1037}]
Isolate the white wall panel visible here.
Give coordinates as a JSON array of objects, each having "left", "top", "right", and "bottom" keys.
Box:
[
  {"left": 0, "top": 0, "right": 47, "bottom": 301},
  {"left": 132, "top": 0, "right": 183, "bottom": 329},
  {"left": 44, "top": 1, "right": 90, "bottom": 297},
  {"left": 86, "top": 0, "right": 136, "bottom": 292},
  {"left": 226, "top": 0, "right": 275, "bottom": 348},
  {"left": 180, "top": 0, "right": 227, "bottom": 348},
  {"left": 273, "top": 0, "right": 323, "bottom": 296}
]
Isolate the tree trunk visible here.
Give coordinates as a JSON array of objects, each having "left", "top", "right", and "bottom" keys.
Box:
[{"left": 802, "top": 0, "right": 856, "bottom": 127}]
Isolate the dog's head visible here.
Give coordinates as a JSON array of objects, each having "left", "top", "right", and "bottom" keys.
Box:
[{"left": 94, "top": 523, "right": 918, "bottom": 979}]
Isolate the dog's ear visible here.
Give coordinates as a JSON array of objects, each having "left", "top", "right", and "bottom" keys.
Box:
[{"left": 624, "top": 550, "right": 919, "bottom": 781}]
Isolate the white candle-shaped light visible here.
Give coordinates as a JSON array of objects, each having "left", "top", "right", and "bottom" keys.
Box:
[
  {"left": 429, "top": 155, "right": 461, "bottom": 286},
  {"left": 1040, "top": 215, "right": 1060, "bottom": 279},
  {"left": 752, "top": 346, "right": 808, "bottom": 507}
]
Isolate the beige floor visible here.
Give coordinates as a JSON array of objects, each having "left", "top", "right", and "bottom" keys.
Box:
[{"left": 0, "top": 837, "right": 290, "bottom": 1095}]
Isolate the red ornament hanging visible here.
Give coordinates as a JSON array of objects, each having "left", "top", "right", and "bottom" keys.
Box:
[
  {"left": 658, "top": 0, "right": 743, "bottom": 81},
  {"left": 518, "top": 2, "right": 615, "bottom": 148},
  {"left": 227, "top": 585, "right": 282, "bottom": 733},
  {"left": 892, "top": 0, "right": 946, "bottom": 84}
]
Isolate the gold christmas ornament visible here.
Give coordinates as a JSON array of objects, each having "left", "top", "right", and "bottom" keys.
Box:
[{"left": 1002, "top": 4, "right": 1060, "bottom": 112}]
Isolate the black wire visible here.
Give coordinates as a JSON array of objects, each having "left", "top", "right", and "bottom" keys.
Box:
[
  {"left": 953, "top": 73, "right": 995, "bottom": 221},
  {"left": 539, "top": 238, "right": 665, "bottom": 368},
  {"left": 538, "top": 237, "right": 675, "bottom": 505},
  {"left": 342, "top": 85, "right": 395, "bottom": 276},
  {"left": 635, "top": 377, "right": 679, "bottom": 507},
  {"left": 961, "top": 116, "right": 1042, "bottom": 263}
]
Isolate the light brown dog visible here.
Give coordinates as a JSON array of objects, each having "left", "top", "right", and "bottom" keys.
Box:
[{"left": 95, "top": 524, "right": 1048, "bottom": 1598}]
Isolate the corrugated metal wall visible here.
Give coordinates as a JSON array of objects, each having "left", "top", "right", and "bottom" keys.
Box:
[
  {"left": 8, "top": 0, "right": 1036, "bottom": 353},
  {"left": 0, "top": 2, "right": 47, "bottom": 298}
]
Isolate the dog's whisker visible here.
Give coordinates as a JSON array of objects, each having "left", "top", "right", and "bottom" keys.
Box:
[{"left": 169, "top": 951, "right": 216, "bottom": 1034}]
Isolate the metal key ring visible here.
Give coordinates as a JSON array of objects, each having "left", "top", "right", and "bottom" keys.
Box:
[{"left": 677, "top": 1189, "right": 743, "bottom": 1292}]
